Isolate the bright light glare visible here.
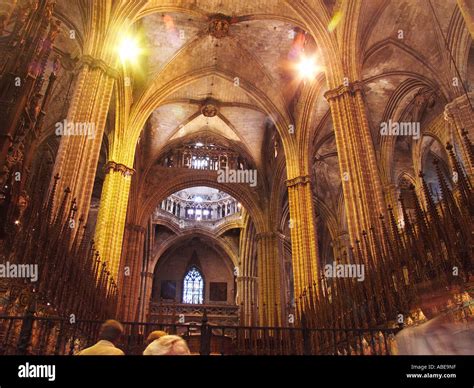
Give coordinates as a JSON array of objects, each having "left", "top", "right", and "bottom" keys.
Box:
[
  {"left": 297, "top": 56, "right": 320, "bottom": 80},
  {"left": 327, "top": 11, "right": 343, "bottom": 32},
  {"left": 118, "top": 36, "right": 141, "bottom": 64}
]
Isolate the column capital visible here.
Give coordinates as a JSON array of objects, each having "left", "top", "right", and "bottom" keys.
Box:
[
  {"left": 236, "top": 275, "right": 257, "bottom": 282},
  {"left": 78, "top": 55, "right": 120, "bottom": 79},
  {"left": 126, "top": 223, "right": 146, "bottom": 233},
  {"left": 286, "top": 175, "right": 311, "bottom": 188},
  {"left": 104, "top": 160, "right": 135, "bottom": 177},
  {"left": 324, "top": 81, "right": 365, "bottom": 101},
  {"left": 256, "top": 231, "right": 276, "bottom": 241},
  {"left": 444, "top": 92, "right": 474, "bottom": 118}
]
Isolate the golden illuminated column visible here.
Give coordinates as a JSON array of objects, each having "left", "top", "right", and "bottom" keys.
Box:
[
  {"left": 91, "top": 59, "right": 136, "bottom": 277},
  {"left": 237, "top": 218, "right": 257, "bottom": 326},
  {"left": 52, "top": 58, "right": 117, "bottom": 221},
  {"left": 256, "top": 232, "right": 283, "bottom": 326},
  {"left": 49, "top": 0, "right": 141, "bottom": 223},
  {"left": 275, "top": 232, "right": 294, "bottom": 325},
  {"left": 325, "top": 82, "right": 386, "bottom": 243},
  {"left": 444, "top": 93, "right": 474, "bottom": 181},
  {"left": 286, "top": 175, "right": 319, "bottom": 315},
  {"left": 94, "top": 161, "right": 135, "bottom": 279},
  {"left": 118, "top": 223, "right": 146, "bottom": 322}
]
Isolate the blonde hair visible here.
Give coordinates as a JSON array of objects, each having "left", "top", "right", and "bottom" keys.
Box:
[
  {"left": 146, "top": 330, "right": 167, "bottom": 345},
  {"left": 143, "top": 335, "right": 191, "bottom": 355}
]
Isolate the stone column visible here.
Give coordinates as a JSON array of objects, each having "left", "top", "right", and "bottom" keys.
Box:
[
  {"left": 236, "top": 276, "right": 257, "bottom": 325},
  {"left": 276, "top": 232, "right": 292, "bottom": 323},
  {"left": 94, "top": 161, "right": 134, "bottom": 279},
  {"left": 51, "top": 57, "right": 117, "bottom": 222},
  {"left": 325, "top": 82, "right": 386, "bottom": 243},
  {"left": 118, "top": 223, "right": 145, "bottom": 322},
  {"left": 286, "top": 175, "right": 319, "bottom": 316},
  {"left": 237, "top": 219, "right": 257, "bottom": 326},
  {"left": 136, "top": 220, "right": 154, "bottom": 322},
  {"left": 141, "top": 271, "right": 154, "bottom": 321},
  {"left": 444, "top": 92, "right": 474, "bottom": 181},
  {"left": 256, "top": 232, "right": 282, "bottom": 326},
  {"left": 457, "top": 0, "right": 474, "bottom": 38}
]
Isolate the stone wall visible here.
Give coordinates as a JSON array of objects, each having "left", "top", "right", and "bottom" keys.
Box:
[{"left": 152, "top": 239, "right": 235, "bottom": 305}]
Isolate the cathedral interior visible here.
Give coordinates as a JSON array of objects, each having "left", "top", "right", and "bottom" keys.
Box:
[{"left": 0, "top": 0, "right": 473, "bottom": 356}]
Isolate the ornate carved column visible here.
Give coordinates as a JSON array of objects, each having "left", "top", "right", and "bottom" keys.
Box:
[
  {"left": 51, "top": 57, "right": 117, "bottom": 221},
  {"left": 444, "top": 92, "right": 474, "bottom": 181},
  {"left": 0, "top": 1, "right": 61, "bottom": 234},
  {"left": 118, "top": 223, "right": 146, "bottom": 322},
  {"left": 324, "top": 82, "right": 386, "bottom": 243},
  {"left": 94, "top": 161, "right": 135, "bottom": 278},
  {"left": 0, "top": 1, "right": 59, "bottom": 172},
  {"left": 256, "top": 232, "right": 282, "bottom": 326},
  {"left": 286, "top": 175, "right": 319, "bottom": 316}
]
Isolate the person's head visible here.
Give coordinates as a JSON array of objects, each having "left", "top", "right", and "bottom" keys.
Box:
[
  {"left": 144, "top": 335, "right": 190, "bottom": 355},
  {"left": 146, "top": 330, "right": 167, "bottom": 345},
  {"left": 98, "top": 319, "right": 123, "bottom": 343}
]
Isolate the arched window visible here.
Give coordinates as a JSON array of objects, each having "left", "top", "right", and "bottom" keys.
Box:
[{"left": 182, "top": 266, "right": 204, "bottom": 304}]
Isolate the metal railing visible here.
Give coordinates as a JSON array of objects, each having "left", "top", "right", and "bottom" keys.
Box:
[
  {"left": 148, "top": 302, "right": 240, "bottom": 326},
  {"left": 0, "top": 313, "right": 401, "bottom": 355},
  {"left": 152, "top": 207, "right": 243, "bottom": 230}
]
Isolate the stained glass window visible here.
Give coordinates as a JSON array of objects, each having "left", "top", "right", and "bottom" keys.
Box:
[{"left": 182, "top": 266, "right": 204, "bottom": 304}]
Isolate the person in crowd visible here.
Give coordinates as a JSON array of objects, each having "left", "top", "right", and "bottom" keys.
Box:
[
  {"left": 395, "top": 314, "right": 473, "bottom": 355},
  {"left": 145, "top": 330, "right": 168, "bottom": 345},
  {"left": 77, "top": 319, "right": 125, "bottom": 355},
  {"left": 143, "top": 334, "right": 190, "bottom": 355}
]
